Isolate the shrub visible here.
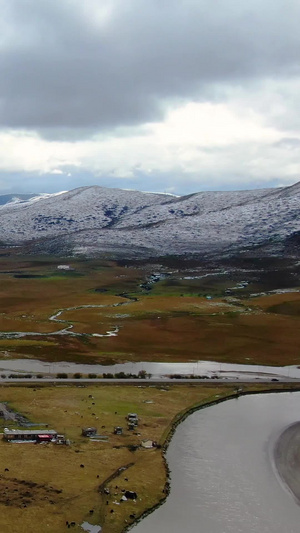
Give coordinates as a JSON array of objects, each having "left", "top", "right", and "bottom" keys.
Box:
[
  {"left": 138, "top": 370, "right": 147, "bottom": 379},
  {"left": 115, "top": 372, "right": 126, "bottom": 379}
]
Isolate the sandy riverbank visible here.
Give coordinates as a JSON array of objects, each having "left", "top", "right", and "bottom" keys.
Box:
[{"left": 274, "top": 421, "right": 300, "bottom": 503}]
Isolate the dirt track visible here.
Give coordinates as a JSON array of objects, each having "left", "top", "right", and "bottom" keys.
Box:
[
  {"left": 274, "top": 421, "right": 300, "bottom": 502},
  {"left": 0, "top": 402, "right": 29, "bottom": 426}
]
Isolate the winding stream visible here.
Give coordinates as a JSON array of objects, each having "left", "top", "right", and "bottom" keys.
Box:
[{"left": 0, "top": 300, "right": 132, "bottom": 340}]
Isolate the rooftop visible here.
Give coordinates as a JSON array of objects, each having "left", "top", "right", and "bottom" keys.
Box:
[{"left": 4, "top": 428, "right": 57, "bottom": 436}]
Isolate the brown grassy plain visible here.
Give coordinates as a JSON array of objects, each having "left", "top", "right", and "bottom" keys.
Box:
[{"left": 0, "top": 256, "right": 300, "bottom": 366}]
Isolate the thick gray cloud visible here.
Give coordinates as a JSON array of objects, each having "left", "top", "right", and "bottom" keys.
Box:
[{"left": 1, "top": 0, "right": 300, "bottom": 136}]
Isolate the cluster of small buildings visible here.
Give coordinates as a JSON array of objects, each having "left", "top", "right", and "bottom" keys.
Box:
[
  {"left": 3, "top": 408, "right": 157, "bottom": 452},
  {"left": 82, "top": 413, "right": 141, "bottom": 442}
]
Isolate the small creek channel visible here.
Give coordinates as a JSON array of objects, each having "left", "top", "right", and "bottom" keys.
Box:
[
  {"left": 131, "top": 391, "right": 300, "bottom": 533},
  {"left": 0, "top": 302, "right": 129, "bottom": 340},
  {"left": 0, "top": 289, "right": 139, "bottom": 341}
]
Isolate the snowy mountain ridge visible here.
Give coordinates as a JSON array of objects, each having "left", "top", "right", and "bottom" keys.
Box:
[{"left": 0, "top": 183, "right": 299, "bottom": 258}]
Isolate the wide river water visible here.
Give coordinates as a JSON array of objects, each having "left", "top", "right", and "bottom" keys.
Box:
[
  {"left": 131, "top": 392, "right": 300, "bottom": 533},
  {"left": 1, "top": 359, "right": 300, "bottom": 381}
]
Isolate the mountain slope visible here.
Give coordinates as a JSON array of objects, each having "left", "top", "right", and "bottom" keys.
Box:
[{"left": 0, "top": 183, "right": 299, "bottom": 258}]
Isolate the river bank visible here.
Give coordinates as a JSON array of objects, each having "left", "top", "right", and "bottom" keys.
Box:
[{"left": 274, "top": 421, "right": 300, "bottom": 503}]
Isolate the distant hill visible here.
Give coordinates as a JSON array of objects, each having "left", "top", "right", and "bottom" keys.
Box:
[
  {"left": 0, "top": 183, "right": 299, "bottom": 259},
  {"left": 0, "top": 193, "right": 40, "bottom": 206}
]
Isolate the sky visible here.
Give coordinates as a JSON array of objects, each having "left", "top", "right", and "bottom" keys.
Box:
[{"left": 0, "top": 0, "right": 300, "bottom": 196}]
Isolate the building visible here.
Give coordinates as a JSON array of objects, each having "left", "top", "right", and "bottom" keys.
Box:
[
  {"left": 127, "top": 413, "right": 138, "bottom": 425},
  {"left": 82, "top": 427, "right": 97, "bottom": 437},
  {"left": 3, "top": 428, "right": 58, "bottom": 442},
  {"left": 127, "top": 413, "right": 138, "bottom": 421},
  {"left": 141, "top": 439, "right": 153, "bottom": 448}
]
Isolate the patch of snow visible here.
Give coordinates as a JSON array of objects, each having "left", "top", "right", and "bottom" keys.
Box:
[{"left": 57, "top": 265, "right": 71, "bottom": 270}]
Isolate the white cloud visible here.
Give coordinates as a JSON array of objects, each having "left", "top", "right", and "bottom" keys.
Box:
[
  {"left": 152, "top": 102, "right": 278, "bottom": 146},
  {"left": 0, "top": 81, "right": 300, "bottom": 193},
  {"left": 49, "top": 169, "right": 64, "bottom": 175},
  {"left": 0, "top": 131, "right": 82, "bottom": 173}
]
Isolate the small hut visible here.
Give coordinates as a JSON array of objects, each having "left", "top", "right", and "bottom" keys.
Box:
[
  {"left": 141, "top": 439, "right": 153, "bottom": 449},
  {"left": 82, "top": 427, "right": 97, "bottom": 437},
  {"left": 127, "top": 413, "right": 138, "bottom": 426}
]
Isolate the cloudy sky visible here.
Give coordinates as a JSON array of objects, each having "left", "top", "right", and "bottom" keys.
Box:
[{"left": 0, "top": 0, "right": 300, "bottom": 195}]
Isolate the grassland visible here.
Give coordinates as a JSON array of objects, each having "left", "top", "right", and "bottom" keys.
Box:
[
  {"left": 0, "top": 382, "right": 299, "bottom": 533},
  {"left": 0, "top": 253, "right": 300, "bottom": 366},
  {"left": 0, "top": 252, "right": 300, "bottom": 531}
]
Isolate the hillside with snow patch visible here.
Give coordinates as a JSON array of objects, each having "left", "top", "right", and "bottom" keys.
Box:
[{"left": 0, "top": 183, "right": 299, "bottom": 259}]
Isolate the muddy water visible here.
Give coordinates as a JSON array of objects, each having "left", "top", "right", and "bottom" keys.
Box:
[{"left": 131, "top": 392, "right": 300, "bottom": 533}]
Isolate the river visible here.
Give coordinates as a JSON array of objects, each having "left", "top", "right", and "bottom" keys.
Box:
[
  {"left": 131, "top": 392, "right": 300, "bottom": 533},
  {"left": 0, "top": 359, "right": 300, "bottom": 381}
]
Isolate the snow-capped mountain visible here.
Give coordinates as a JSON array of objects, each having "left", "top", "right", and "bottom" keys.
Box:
[{"left": 0, "top": 183, "right": 300, "bottom": 258}]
